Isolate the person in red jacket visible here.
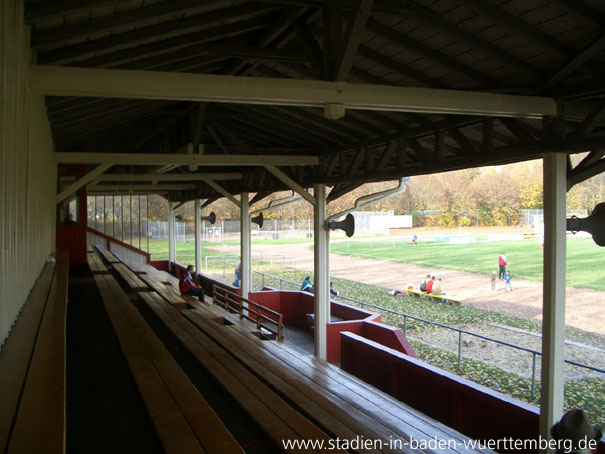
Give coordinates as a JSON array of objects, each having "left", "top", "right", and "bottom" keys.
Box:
[
  {"left": 179, "top": 265, "right": 205, "bottom": 302},
  {"left": 498, "top": 252, "right": 507, "bottom": 279},
  {"left": 425, "top": 276, "right": 435, "bottom": 293}
]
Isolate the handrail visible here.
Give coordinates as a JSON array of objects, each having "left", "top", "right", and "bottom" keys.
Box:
[
  {"left": 253, "top": 270, "right": 604, "bottom": 398},
  {"left": 212, "top": 284, "right": 284, "bottom": 343}
]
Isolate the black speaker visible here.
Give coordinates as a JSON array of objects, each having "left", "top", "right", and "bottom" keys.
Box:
[
  {"left": 251, "top": 212, "right": 263, "bottom": 228},
  {"left": 201, "top": 212, "right": 216, "bottom": 225},
  {"left": 327, "top": 213, "right": 355, "bottom": 237},
  {"left": 567, "top": 203, "right": 605, "bottom": 246}
]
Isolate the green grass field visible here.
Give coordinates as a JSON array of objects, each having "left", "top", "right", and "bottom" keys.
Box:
[{"left": 330, "top": 238, "right": 605, "bottom": 289}]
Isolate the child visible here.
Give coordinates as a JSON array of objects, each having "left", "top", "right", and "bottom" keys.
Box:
[
  {"left": 180, "top": 265, "right": 205, "bottom": 302},
  {"left": 504, "top": 269, "right": 512, "bottom": 291},
  {"left": 232, "top": 262, "right": 241, "bottom": 287}
]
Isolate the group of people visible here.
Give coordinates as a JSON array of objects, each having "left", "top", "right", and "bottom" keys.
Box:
[
  {"left": 301, "top": 276, "right": 339, "bottom": 297},
  {"left": 496, "top": 252, "right": 512, "bottom": 291},
  {"left": 419, "top": 274, "right": 445, "bottom": 295}
]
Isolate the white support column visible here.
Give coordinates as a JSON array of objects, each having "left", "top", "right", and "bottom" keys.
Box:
[
  {"left": 194, "top": 199, "right": 201, "bottom": 276},
  {"left": 240, "top": 193, "right": 251, "bottom": 299},
  {"left": 540, "top": 152, "right": 567, "bottom": 449},
  {"left": 168, "top": 201, "right": 176, "bottom": 267},
  {"left": 314, "top": 184, "right": 330, "bottom": 360}
]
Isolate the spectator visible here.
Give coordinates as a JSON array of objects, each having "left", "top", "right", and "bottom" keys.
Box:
[
  {"left": 498, "top": 252, "right": 507, "bottom": 279},
  {"left": 425, "top": 276, "right": 435, "bottom": 293},
  {"left": 491, "top": 271, "right": 496, "bottom": 291},
  {"left": 432, "top": 278, "right": 445, "bottom": 295},
  {"left": 330, "top": 282, "right": 339, "bottom": 297},
  {"left": 420, "top": 274, "right": 430, "bottom": 292},
  {"left": 504, "top": 269, "right": 512, "bottom": 291},
  {"left": 550, "top": 409, "right": 602, "bottom": 454},
  {"left": 179, "top": 265, "right": 205, "bottom": 302},
  {"left": 301, "top": 276, "right": 313, "bottom": 293},
  {"left": 232, "top": 262, "right": 241, "bottom": 287}
]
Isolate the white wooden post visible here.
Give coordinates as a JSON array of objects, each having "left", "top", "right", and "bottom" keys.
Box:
[
  {"left": 314, "top": 184, "right": 330, "bottom": 360},
  {"left": 241, "top": 193, "right": 251, "bottom": 299},
  {"left": 540, "top": 152, "right": 567, "bottom": 450},
  {"left": 195, "top": 199, "right": 201, "bottom": 275},
  {"left": 168, "top": 200, "right": 176, "bottom": 267}
]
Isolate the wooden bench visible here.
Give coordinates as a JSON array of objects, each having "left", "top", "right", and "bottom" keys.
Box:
[
  {"left": 113, "top": 262, "right": 148, "bottom": 291},
  {"left": 94, "top": 244, "right": 120, "bottom": 264},
  {"left": 183, "top": 304, "right": 493, "bottom": 454},
  {"left": 112, "top": 253, "right": 148, "bottom": 275},
  {"left": 0, "top": 250, "right": 69, "bottom": 454},
  {"left": 87, "top": 251, "right": 108, "bottom": 274},
  {"left": 406, "top": 289, "right": 464, "bottom": 305},
  {"left": 141, "top": 294, "right": 339, "bottom": 454},
  {"left": 93, "top": 272, "right": 243, "bottom": 454}
]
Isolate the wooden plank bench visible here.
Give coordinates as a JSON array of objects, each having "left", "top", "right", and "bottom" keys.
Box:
[
  {"left": 184, "top": 304, "right": 493, "bottom": 454},
  {"left": 113, "top": 262, "right": 148, "bottom": 291},
  {"left": 111, "top": 253, "right": 148, "bottom": 275},
  {"left": 94, "top": 244, "right": 120, "bottom": 264},
  {"left": 87, "top": 251, "right": 108, "bottom": 274},
  {"left": 0, "top": 250, "right": 69, "bottom": 454},
  {"left": 141, "top": 294, "right": 340, "bottom": 454},
  {"left": 93, "top": 272, "right": 243, "bottom": 454},
  {"left": 134, "top": 266, "right": 204, "bottom": 309},
  {"left": 406, "top": 289, "right": 464, "bottom": 305}
]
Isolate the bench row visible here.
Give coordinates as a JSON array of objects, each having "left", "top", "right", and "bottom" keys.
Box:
[{"left": 0, "top": 250, "right": 69, "bottom": 454}]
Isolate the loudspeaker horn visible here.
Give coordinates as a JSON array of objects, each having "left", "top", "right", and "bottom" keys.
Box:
[
  {"left": 327, "top": 213, "right": 355, "bottom": 237},
  {"left": 567, "top": 202, "right": 605, "bottom": 246},
  {"left": 251, "top": 212, "right": 263, "bottom": 228},
  {"left": 201, "top": 212, "right": 216, "bottom": 225}
]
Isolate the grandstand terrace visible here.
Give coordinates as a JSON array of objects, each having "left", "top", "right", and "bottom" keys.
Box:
[{"left": 1, "top": 0, "right": 605, "bottom": 452}]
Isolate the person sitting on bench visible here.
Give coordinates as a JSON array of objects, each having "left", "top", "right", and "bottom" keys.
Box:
[
  {"left": 431, "top": 277, "right": 445, "bottom": 295},
  {"left": 425, "top": 276, "right": 435, "bottom": 293},
  {"left": 301, "top": 276, "right": 313, "bottom": 293},
  {"left": 419, "top": 274, "right": 430, "bottom": 292},
  {"left": 179, "top": 265, "right": 205, "bottom": 302}
]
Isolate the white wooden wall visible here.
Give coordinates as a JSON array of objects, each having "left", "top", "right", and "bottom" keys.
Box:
[{"left": 0, "top": 0, "right": 56, "bottom": 347}]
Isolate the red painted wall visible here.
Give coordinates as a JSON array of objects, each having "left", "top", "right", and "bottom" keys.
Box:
[
  {"left": 341, "top": 332, "right": 540, "bottom": 453},
  {"left": 56, "top": 165, "right": 87, "bottom": 266}
]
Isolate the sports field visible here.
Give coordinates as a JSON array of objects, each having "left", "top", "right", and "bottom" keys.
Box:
[{"left": 330, "top": 238, "right": 604, "bottom": 289}]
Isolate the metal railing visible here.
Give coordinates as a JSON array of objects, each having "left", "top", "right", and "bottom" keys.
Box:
[
  {"left": 213, "top": 284, "right": 284, "bottom": 343},
  {"left": 253, "top": 271, "right": 604, "bottom": 398}
]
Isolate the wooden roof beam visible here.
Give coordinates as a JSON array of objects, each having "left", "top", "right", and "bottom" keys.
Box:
[
  {"left": 55, "top": 152, "right": 319, "bottom": 166},
  {"left": 31, "top": 66, "right": 556, "bottom": 118},
  {"left": 333, "top": 0, "right": 374, "bottom": 81}
]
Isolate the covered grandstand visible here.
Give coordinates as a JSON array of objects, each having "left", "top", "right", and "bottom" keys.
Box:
[{"left": 1, "top": 0, "right": 605, "bottom": 452}]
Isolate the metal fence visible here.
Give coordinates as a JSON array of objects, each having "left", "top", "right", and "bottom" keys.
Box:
[{"left": 252, "top": 271, "right": 604, "bottom": 398}]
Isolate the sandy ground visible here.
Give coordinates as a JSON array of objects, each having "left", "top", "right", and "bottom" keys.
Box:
[{"left": 215, "top": 240, "right": 605, "bottom": 335}]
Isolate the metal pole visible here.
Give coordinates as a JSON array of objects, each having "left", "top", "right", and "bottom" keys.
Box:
[
  {"left": 458, "top": 331, "right": 463, "bottom": 369},
  {"left": 146, "top": 196, "right": 149, "bottom": 255},
  {"left": 112, "top": 196, "right": 115, "bottom": 238},
  {"left": 130, "top": 194, "right": 133, "bottom": 245},
  {"left": 531, "top": 352, "right": 537, "bottom": 399},
  {"left": 121, "top": 195, "right": 124, "bottom": 242},
  {"left": 138, "top": 195, "right": 141, "bottom": 251}
]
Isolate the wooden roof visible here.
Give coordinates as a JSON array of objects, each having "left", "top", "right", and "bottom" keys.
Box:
[{"left": 26, "top": 0, "right": 605, "bottom": 202}]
